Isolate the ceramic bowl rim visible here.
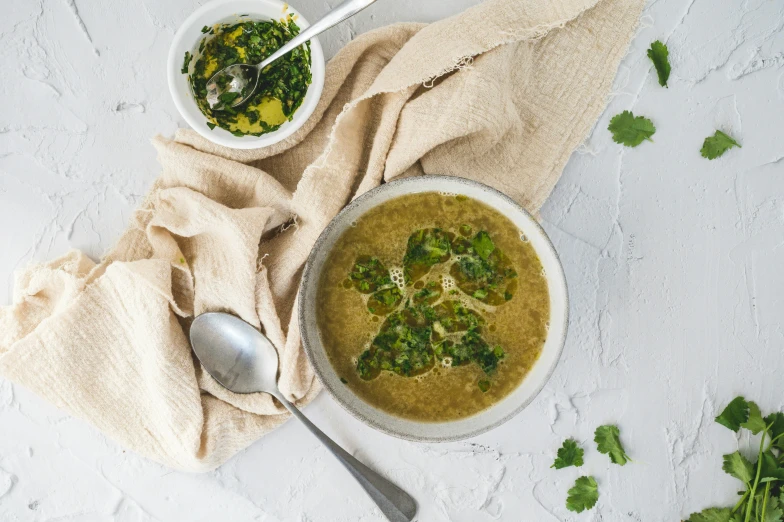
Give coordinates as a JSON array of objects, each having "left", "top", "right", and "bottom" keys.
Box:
[
  {"left": 166, "top": 0, "right": 326, "bottom": 150},
  {"left": 298, "top": 175, "right": 570, "bottom": 442}
]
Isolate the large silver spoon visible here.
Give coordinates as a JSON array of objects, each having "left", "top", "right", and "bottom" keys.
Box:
[
  {"left": 189, "top": 312, "right": 417, "bottom": 522},
  {"left": 206, "top": 0, "right": 378, "bottom": 109}
]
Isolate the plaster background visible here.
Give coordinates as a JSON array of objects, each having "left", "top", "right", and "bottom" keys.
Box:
[{"left": 1, "top": 0, "right": 783, "bottom": 520}]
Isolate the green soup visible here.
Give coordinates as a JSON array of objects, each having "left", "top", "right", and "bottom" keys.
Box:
[{"left": 316, "top": 192, "right": 550, "bottom": 422}]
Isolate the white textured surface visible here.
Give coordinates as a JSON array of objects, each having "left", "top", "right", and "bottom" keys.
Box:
[{"left": 1, "top": 0, "right": 783, "bottom": 520}]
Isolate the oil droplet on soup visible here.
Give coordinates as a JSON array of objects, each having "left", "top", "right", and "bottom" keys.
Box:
[{"left": 316, "top": 192, "right": 550, "bottom": 422}]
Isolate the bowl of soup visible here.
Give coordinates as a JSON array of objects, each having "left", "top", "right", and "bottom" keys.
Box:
[
  {"left": 167, "top": 0, "right": 325, "bottom": 149},
  {"left": 298, "top": 176, "right": 569, "bottom": 441}
]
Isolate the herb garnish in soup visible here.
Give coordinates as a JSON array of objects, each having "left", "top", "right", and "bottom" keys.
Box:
[
  {"left": 184, "top": 16, "right": 312, "bottom": 137},
  {"left": 316, "top": 192, "right": 550, "bottom": 422}
]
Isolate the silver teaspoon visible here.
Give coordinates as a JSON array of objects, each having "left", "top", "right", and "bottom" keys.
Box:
[
  {"left": 189, "top": 312, "right": 417, "bottom": 522},
  {"left": 206, "top": 0, "right": 379, "bottom": 109}
]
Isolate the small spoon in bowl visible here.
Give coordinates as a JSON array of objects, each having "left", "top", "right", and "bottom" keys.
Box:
[
  {"left": 206, "top": 0, "right": 379, "bottom": 109},
  {"left": 189, "top": 312, "right": 417, "bottom": 522}
]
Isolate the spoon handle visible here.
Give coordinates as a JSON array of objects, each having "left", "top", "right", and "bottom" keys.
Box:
[
  {"left": 258, "top": 0, "right": 379, "bottom": 71},
  {"left": 275, "top": 394, "right": 417, "bottom": 522}
]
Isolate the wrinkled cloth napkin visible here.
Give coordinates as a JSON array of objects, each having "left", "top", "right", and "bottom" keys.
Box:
[{"left": 0, "top": 0, "right": 643, "bottom": 471}]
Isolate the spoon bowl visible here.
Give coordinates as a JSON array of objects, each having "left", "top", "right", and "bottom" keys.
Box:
[
  {"left": 206, "top": 64, "right": 259, "bottom": 110},
  {"left": 190, "top": 312, "right": 278, "bottom": 394}
]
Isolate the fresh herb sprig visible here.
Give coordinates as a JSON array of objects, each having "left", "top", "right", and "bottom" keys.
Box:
[{"left": 685, "top": 396, "right": 784, "bottom": 522}]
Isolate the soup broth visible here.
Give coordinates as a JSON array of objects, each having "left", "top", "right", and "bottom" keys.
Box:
[{"left": 316, "top": 192, "right": 549, "bottom": 422}]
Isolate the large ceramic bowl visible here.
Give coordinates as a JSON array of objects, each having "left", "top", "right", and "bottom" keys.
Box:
[
  {"left": 298, "top": 176, "right": 569, "bottom": 441},
  {"left": 167, "top": 0, "right": 326, "bottom": 150}
]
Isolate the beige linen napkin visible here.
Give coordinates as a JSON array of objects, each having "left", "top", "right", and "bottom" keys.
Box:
[{"left": 0, "top": 0, "right": 644, "bottom": 471}]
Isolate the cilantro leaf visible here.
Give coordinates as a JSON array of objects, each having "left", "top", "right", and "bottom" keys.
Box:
[
  {"left": 741, "top": 401, "right": 767, "bottom": 434},
  {"left": 762, "top": 496, "right": 784, "bottom": 522},
  {"left": 715, "top": 396, "right": 750, "bottom": 432},
  {"left": 595, "top": 425, "right": 631, "bottom": 465},
  {"left": 701, "top": 130, "right": 741, "bottom": 160},
  {"left": 722, "top": 451, "right": 754, "bottom": 485},
  {"left": 765, "top": 412, "right": 784, "bottom": 450},
  {"left": 551, "top": 438, "right": 584, "bottom": 469},
  {"left": 608, "top": 111, "right": 656, "bottom": 147},
  {"left": 759, "top": 450, "right": 784, "bottom": 483},
  {"left": 566, "top": 476, "right": 598, "bottom": 512},
  {"left": 647, "top": 40, "right": 671, "bottom": 87},
  {"left": 684, "top": 507, "right": 736, "bottom": 522}
]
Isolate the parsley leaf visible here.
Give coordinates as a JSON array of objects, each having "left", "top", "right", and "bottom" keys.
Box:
[
  {"left": 722, "top": 451, "right": 754, "bottom": 485},
  {"left": 608, "top": 111, "right": 656, "bottom": 147},
  {"left": 647, "top": 40, "right": 671, "bottom": 87},
  {"left": 741, "top": 401, "right": 767, "bottom": 434},
  {"left": 763, "top": 496, "right": 784, "bottom": 522},
  {"left": 551, "top": 438, "right": 584, "bottom": 469},
  {"left": 684, "top": 507, "right": 736, "bottom": 522},
  {"left": 566, "top": 476, "right": 598, "bottom": 513},
  {"left": 715, "top": 396, "right": 750, "bottom": 432},
  {"left": 764, "top": 412, "right": 784, "bottom": 450},
  {"left": 701, "top": 130, "right": 741, "bottom": 160},
  {"left": 595, "top": 425, "right": 631, "bottom": 465},
  {"left": 759, "top": 450, "right": 784, "bottom": 483}
]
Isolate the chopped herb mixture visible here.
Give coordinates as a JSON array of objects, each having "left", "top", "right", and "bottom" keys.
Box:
[
  {"left": 403, "top": 228, "right": 452, "bottom": 282},
  {"left": 184, "top": 17, "right": 311, "bottom": 137},
  {"left": 349, "top": 226, "right": 517, "bottom": 391},
  {"left": 450, "top": 230, "right": 518, "bottom": 305}
]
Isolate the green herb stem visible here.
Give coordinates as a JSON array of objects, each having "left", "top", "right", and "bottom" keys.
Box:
[
  {"left": 744, "top": 425, "right": 771, "bottom": 522},
  {"left": 732, "top": 490, "right": 750, "bottom": 514},
  {"left": 760, "top": 482, "right": 770, "bottom": 522},
  {"left": 766, "top": 431, "right": 784, "bottom": 450}
]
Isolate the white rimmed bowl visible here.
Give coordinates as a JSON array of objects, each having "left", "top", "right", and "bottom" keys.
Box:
[
  {"left": 167, "top": 0, "right": 325, "bottom": 150},
  {"left": 298, "top": 176, "right": 569, "bottom": 442}
]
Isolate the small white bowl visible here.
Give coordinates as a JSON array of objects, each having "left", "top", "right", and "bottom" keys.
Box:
[
  {"left": 299, "top": 176, "right": 570, "bottom": 442},
  {"left": 167, "top": 0, "right": 325, "bottom": 150}
]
